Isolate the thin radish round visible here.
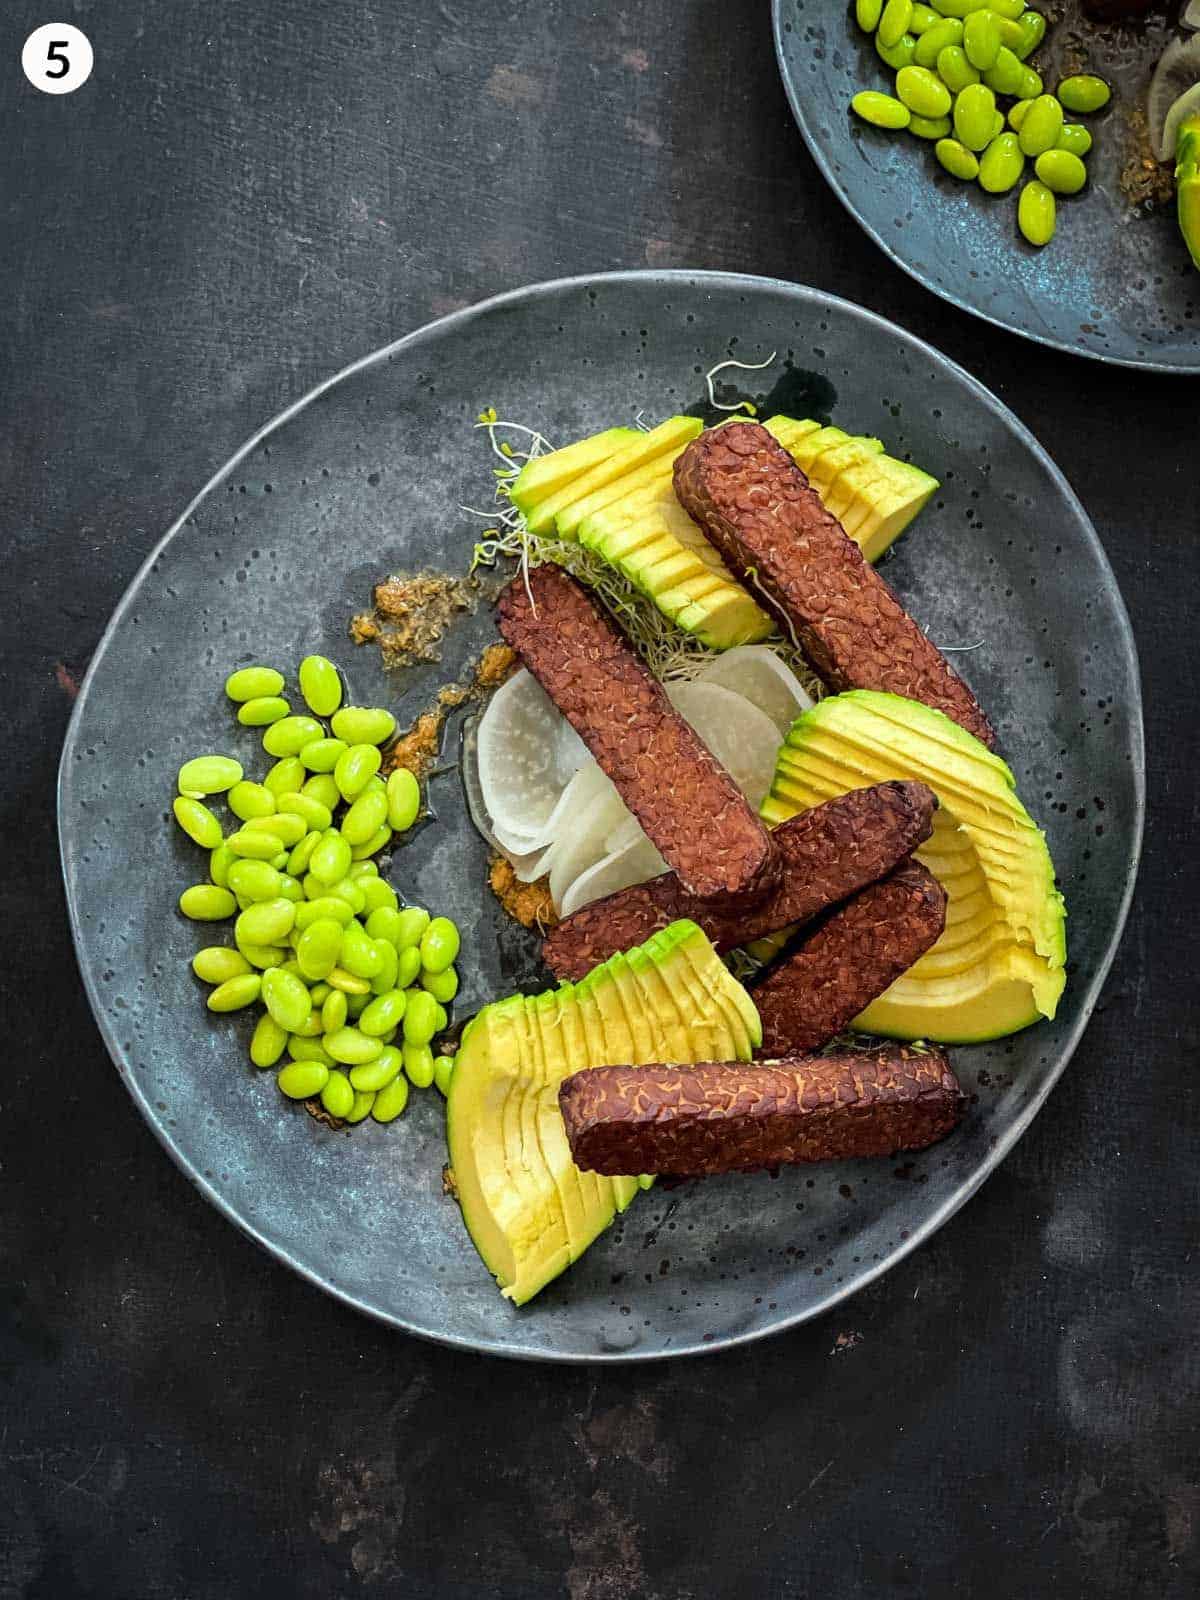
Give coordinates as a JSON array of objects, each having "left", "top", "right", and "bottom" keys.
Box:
[
  {"left": 694, "top": 645, "right": 813, "bottom": 736},
  {"left": 475, "top": 669, "right": 567, "bottom": 841},
  {"left": 666, "top": 681, "right": 784, "bottom": 813},
  {"left": 559, "top": 834, "right": 667, "bottom": 918}
]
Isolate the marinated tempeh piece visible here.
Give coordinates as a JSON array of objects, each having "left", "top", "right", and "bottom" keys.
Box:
[
  {"left": 750, "top": 859, "right": 947, "bottom": 1056},
  {"left": 673, "top": 423, "right": 995, "bottom": 747},
  {"left": 542, "top": 780, "right": 937, "bottom": 981},
  {"left": 497, "top": 564, "right": 776, "bottom": 901},
  {"left": 559, "top": 1046, "right": 965, "bottom": 1176}
]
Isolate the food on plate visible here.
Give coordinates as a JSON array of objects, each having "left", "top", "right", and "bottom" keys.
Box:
[
  {"left": 446, "top": 920, "right": 760, "bottom": 1304},
  {"left": 176, "top": 655, "right": 460, "bottom": 1124},
  {"left": 764, "top": 690, "right": 1066, "bottom": 1043},
  {"left": 541, "top": 780, "right": 937, "bottom": 981},
  {"left": 673, "top": 421, "right": 996, "bottom": 746},
  {"left": 512, "top": 415, "right": 702, "bottom": 536},
  {"left": 497, "top": 563, "right": 777, "bottom": 901},
  {"left": 748, "top": 860, "right": 947, "bottom": 1056},
  {"left": 558, "top": 1046, "right": 965, "bottom": 1177},
  {"left": 849, "top": 2, "right": 1113, "bottom": 251},
  {"left": 1147, "top": 35, "right": 1200, "bottom": 267}
]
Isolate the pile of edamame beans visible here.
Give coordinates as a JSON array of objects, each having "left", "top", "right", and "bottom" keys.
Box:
[
  {"left": 850, "top": 0, "right": 1112, "bottom": 247},
  {"left": 175, "top": 656, "right": 459, "bottom": 1125}
]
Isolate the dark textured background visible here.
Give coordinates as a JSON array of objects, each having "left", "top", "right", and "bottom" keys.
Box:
[{"left": 2, "top": 2, "right": 1196, "bottom": 1596}]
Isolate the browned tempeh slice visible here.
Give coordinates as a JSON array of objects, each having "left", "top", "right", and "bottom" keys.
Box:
[
  {"left": 497, "top": 564, "right": 776, "bottom": 901},
  {"left": 559, "top": 1046, "right": 964, "bottom": 1176},
  {"left": 673, "top": 423, "right": 995, "bottom": 746}
]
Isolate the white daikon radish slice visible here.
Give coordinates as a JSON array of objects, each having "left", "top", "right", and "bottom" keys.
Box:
[
  {"left": 554, "top": 718, "right": 589, "bottom": 785},
  {"left": 694, "top": 644, "right": 814, "bottom": 736},
  {"left": 475, "top": 669, "right": 569, "bottom": 842},
  {"left": 560, "top": 834, "right": 667, "bottom": 918},
  {"left": 604, "top": 812, "right": 646, "bottom": 856},
  {"left": 665, "top": 681, "right": 783, "bottom": 812},
  {"left": 547, "top": 770, "right": 629, "bottom": 909}
]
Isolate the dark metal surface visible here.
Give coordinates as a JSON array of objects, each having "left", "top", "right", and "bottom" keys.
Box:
[
  {"left": 774, "top": 0, "right": 1200, "bottom": 371},
  {"left": 5, "top": 0, "right": 1197, "bottom": 1594},
  {"left": 58, "top": 271, "right": 1142, "bottom": 1361}
]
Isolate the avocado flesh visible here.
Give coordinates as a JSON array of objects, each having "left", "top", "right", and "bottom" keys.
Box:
[
  {"left": 763, "top": 692, "right": 1065, "bottom": 1044},
  {"left": 448, "top": 921, "right": 758, "bottom": 1302},
  {"left": 510, "top": 427, "right": 640, "bottom": 522},
  {"left": 527, "top": 416, "right": 702, "bottom": 539}
]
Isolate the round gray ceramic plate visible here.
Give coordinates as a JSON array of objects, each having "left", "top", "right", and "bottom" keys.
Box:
[
  {"left": 774, "top": 1, "right": 1199, "bottom": 371},
  {"left": 59, "top": 271, "right": 1143, "bottom": 1362}
]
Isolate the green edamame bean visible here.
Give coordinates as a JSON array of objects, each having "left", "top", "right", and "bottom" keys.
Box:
[
  {"left": 350, "top": 826, "right": 392, "bottom": 861},
  {"left": 1016, "top": 68, "right": 1042, "bottom": 101},
  {"left": 402, "top": 1041, "right": 436, "bottom": 1088},
  {"left": 287, "top": 1035, "right": 334, "bottom": 1065},
  {"left": 330, "top": 707, "right": 396, "bottom": 747},
  {"left": 237, "top": 696, "right": 290, "bottom": 727},
  {"left": 984, "top": 0, "right": 1022, "bottom": 16},
  {"left": 310, "top": 830, "right": 353, "bottom": 885},
  {"left": 1056, "top": 123, "right": 1092, "bottom": 158},
  {"left": 359, "top": 989, "right": 407, "bottom": 1037},
  {"left": 420, "top": 965, "right": 458, "bottom": 1004},
  {"left": 878, "top": 0, "right": 913, "bottom": 48},
  {"left": 322, "top": 877, "right": 365, "bottom": 913},
  {"left": 333, "top": 743, "right": 381, "bottom": 801},
  {"left": 395, "top": 946, "right": 423, "bottom": 989},
  {"left": 982, "top": 45, "right": 1024, "bottom": 96},
  {"left": 914, "top": 16, "right": 961, "bottom": 66},
  {"left": 192, "top": 946, "right": 251, "bottom": 984},
  {"left": 173, "top": 796, "right": 223, "bottom": 849},
  {"left": 875, "top": 32, "right": 918, "bottom": 70},
  {"left": 935, "top": 136, "right": 980, "bottom": 178},
  {"left": 993, "top": 15, "right": 1023, "bottom": 50},
  {"left": 241, "top": 812, "right": 307, "bottom": 847},
  {"left": 385, "top": 769, "right": 421, "bottom": 833},
  {"left": 347, "top": 859, "right": 378, "bottom": 880},
  {"left": 370, "top": 941, "right": 398, "bottom": 996},
  {"left": 236, "top": 940, "right": 288, "bottom": 969},
  {"left": 226, "top": 828, "right": 284, "bottom": 861},
  {"left": 937, "top": 45, "right": 979, "bottom": 93},
  {"left": 276, "top": 792, "right": 333, "bottom": 832},
  {"left": 953, "top": 81, "right": 997, "bottom": 150},
  {"left": 227, "top": 858, "right": 283, "bottom": 902},
  {"left": 298, "top": 654, "right": 343, "bottom": 718},
  {"left": 178, "top": 755, "right": 243, "bottom": 796},
  {"left": 895, "top": 65, "right": 952, "bottom": 119},
  {"left": 225, "top": 665, "right": 284, "bottom": 702},
  {"left": 419, "top": 917, "right": 460, "bottom": 975},
  {"left": 394, "top": 907, "right": 431, "bottom": 950},
  {"left": 287, "top": 830, "right": 321, "bottom": 877},
  {"left": 328, "top": 968, "right": 371, "bottom": 997},
  {"left": 341, "top": 787, "right": 389, "bottom": 846},
  {"left": 263, "top": 756, "right": 306, "bottom": 797},
  {"left": 180, "top": 884, "right": 236, "bottom": 921},
  {"left": 930, "top": 0, "right": 991, "bottom": 15},
  {"left": 339, "top": 921, "right": 383, "bottom": 979},
  {"left": 262, "top": 967, "right": 312, "bottom": 1032},
  {"left": 433, "top": 1055, "right": 456, "bottom": 1097},
  {"left": 320, "top": 1070, "right": 356, "bottom": 1119},
  {"left": 296, "top": 917, "right": 344, "bottom": 981},
  {"left": 909, "top": 2, "right": 939, "bottom": 31},
  {"left": 309, "top": 981, "right": 331, "bottom": 1004},
  {"left": 349, "top": 1044, "right": 402, "bottom": 1092},
  {"left": 298, "top": 737, "right": 347, "bottom": 773},
  {"left": 371, "top": 1074, "right": 410, "bottom": 1122},
  {"left": 1057, "top": 75, "right": 1110, "bottom": 115},
  {"left": 856, "top": 0, "right": 884, "bottom": 31},
  {"left": 262, "top": 715, "right": 324, "bottom": 758},
  {"left": 345, "top": 1089, "right": 376, "bottom": 1123},
  {"left": 1007, "top": 98, "right": 1031, "bottom": 130},
  {"left": 1018, "top": 178, "right": 1056, "bottom": 245},
  {"left": 235, "top": 897, "right": 296, "bottom": 946},
  {"left": 250, "top": 1012, "right": 288, "bottom": 1067},
  {"left": 990, "top": 108, "right": 1005, "bottom": 139},
  {"left": 1017, "top": 95, "right": 1063, "bottom": 158},
  {"left": 402, "top": 989, "right": 440, "bottom": 1048},
  {"left": 295, "top": 896, "right": 355, "bottom": 929},
  {"left": 227, "top": 781, "right": 276, "bottom": 822},
  {"left": 208, "top": 842, "right": 234, "bottom": 888},
  {"left": 1034, "top": 148, "right": 1086, "bottom": 194},
  {"left": 1012, "top": 10, "right": 1044, "bottom": 59},
  {"left": 359, "top": 877, "right": 399, "bottom": 916},
  {"left": 908, "top": 112, "right": 952, "bottom": 138},
  {"left": 344, "top": 991, "right": 369, "bottom": 1019},
  {"left": 324, "top": 1026, "right": 384, "bottom": 1066},
  {"left": 962, "top": 9, "right": 1000, "bottom": 70},
  {"left": 277, "top": 1060, "right": 329, "bottom": 1100},
  {"left": 365, "top": 906, "right": 403, "bottom": 945},
  {"left": 276, "top": 874, "right": 304, "bottom": 904},
  {"left": 207, "top": 973, "right": 262, "bottom": 1012},
  {"left": 321, "top": 989, "right": 348, "bottom": 1033},
  {"left": 978, "top": 132, "right": 1025, "bottom": 192},
  {"left": 301, "top": 774, "right": 341, "bottom": 814}
]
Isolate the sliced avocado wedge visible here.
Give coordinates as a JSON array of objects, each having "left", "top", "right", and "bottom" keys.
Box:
[
  {"left": 446, "top": 921, "right": 757, "bottom": 1303},
  {"left": 762, "top": 691, "right": 1065, "bottom": 1044},
  {"left": 509, "top": 427, "right": 639, "bottom": 522},
  {"left": 525, "top": 416, "right": 702, "bottom": 539}
]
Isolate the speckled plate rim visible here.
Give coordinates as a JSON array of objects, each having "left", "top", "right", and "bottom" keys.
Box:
[
  {"left": 58, "top": 270, "right": 1145, "bottom": 1362},
  {"left": 770, "top": 2, "right": 1200, "bottom": 376}
]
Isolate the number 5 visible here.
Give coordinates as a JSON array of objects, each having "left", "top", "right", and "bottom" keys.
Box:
[{"left": 45, "top": 40, "right": 71, "bottom": 79}]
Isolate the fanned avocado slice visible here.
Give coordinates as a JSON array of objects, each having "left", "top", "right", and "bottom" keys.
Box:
[
  {"left": 762, "top": 691, "right": 1066, "bottom": 1043},
  {"left": 509, "top": 427, "right": 639, "bottom": 522},
  {"left": 525, "top": 416, "right": 702, "bottom": 539}
]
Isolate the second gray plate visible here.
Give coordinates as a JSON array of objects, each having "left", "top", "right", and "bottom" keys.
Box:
[{"left": 59, "top": 271, "right": 1143, "bottom": 1361}]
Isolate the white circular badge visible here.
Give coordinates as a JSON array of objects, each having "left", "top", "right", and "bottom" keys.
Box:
[{"left": 22, "top": 24, "right": 93, "bottom": 95}]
